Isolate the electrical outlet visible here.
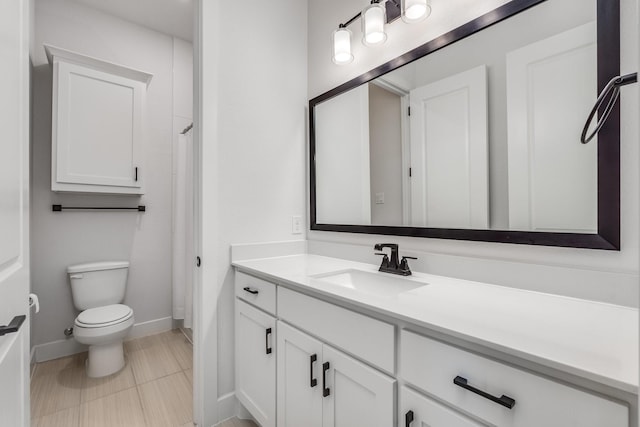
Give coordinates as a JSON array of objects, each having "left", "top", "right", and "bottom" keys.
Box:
[{"left": 292, "top": 216, "right": 302, "bottom": 234}]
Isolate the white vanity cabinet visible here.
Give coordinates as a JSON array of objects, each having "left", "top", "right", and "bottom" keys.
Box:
[
  {"left": 235, "top": 300, "right": 276, "bottom": 427},
  {"left": 45, "top": 45, "right": 152, "bottom": 194},
  {"left": 277, "top": 321, "right": 395, "bottom": 427},
  {"left": 234, "top": 268, "right": 631, "bottom": 427}
]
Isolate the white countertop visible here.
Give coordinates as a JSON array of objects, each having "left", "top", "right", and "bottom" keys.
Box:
[{"left": 233, "top": 254, "right": 639, "bottom": 394}]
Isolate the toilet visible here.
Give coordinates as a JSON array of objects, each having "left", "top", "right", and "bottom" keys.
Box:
[{"left": 68, "top": 261, "right": 134, "bottom": 378}]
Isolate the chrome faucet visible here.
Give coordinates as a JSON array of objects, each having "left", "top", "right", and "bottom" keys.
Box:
[{"left": 374, "top": 243, "right": 417, "bottom": 276}]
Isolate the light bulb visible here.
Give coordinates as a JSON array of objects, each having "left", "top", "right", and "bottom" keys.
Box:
[
  {"left": 402, "top": 0, "right": 431, "bottom": 23},
  {"left": 362, "top": 2, "right": 387, "bottom": 46},
  {"left": 332, "top": 27, "right": 353, "bottom": 64}
]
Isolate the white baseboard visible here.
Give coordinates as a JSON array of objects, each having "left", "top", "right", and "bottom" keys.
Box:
[
  {"left": 33, "top": 316, "right": 174, "bottom": 363},
  {"left": 217, "top": 392, "right": 237, "bottom": 423},
  {"left": 127, "top": 316, "right": 174, "bottom": 340}
]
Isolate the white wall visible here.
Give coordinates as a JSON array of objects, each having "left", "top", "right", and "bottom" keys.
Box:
[
  {"left": 308, "top": 0, "right": 639, "bottom": 307},
  {"left": 30, "top": 0, "right": 193, "bottom": 358},
  {"left": 198, "top": 0, "right": 308, "bottom": 424}
]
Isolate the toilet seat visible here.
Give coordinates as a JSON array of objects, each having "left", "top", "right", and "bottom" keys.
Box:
[{"left": 75, "top": 304, "right": 133, "bottom": 328}]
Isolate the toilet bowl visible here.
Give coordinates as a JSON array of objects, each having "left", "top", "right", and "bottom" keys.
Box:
[
  {"left": 73, "top": 304, "right": 134, "bottom": 377},
  {"left": 68, "top": 261, "right": 134, "bottom": 378}
]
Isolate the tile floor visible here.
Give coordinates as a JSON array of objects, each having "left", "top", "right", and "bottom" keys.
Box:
[{"left": 31, "top": 329, "right": 194, "bottom": 427}]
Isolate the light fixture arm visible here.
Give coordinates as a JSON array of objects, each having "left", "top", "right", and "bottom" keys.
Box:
[{"left": 338, "top": 0, "right": 402, "bottom": 29}]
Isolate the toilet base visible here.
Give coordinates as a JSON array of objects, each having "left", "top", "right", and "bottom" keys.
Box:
[{"left": 86, "top": 341, "right": 125, "bottom": 378}]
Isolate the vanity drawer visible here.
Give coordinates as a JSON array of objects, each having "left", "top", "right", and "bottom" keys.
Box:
[
  {"left": 400, "top": 330, "right": 628, "bottom": 427},
  {"left": 278, "top": 286, "right": 395, "bottom": 374},
  {"left": 235, "top": 271, "right": 277, "bottom": 316}
]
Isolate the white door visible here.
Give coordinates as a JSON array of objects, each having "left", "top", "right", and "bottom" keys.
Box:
[
  {"left": 277, "top": 322, "right": 323, "bottom": 427},
  {"left": 322, "top": 345, "right": 395, "bottom": 427},
  {"left": 0, "top": 0, "right": 31, "bottom": 425},
  {"left": 235, "top": 300, "right": 276, "bottom": 427},
  {"left": 506, "top": 23, "right": 597, "bottom": 233},
  {"left": 409, "top": 65, "right": 489, "bottom": 229},
  {"left": 400, "top": 386, "right": 483, "bottom": 427}
]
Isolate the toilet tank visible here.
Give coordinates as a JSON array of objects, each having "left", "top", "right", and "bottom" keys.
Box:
[{"left": 67, "top": 261, "right": 129, "bottom": 310}]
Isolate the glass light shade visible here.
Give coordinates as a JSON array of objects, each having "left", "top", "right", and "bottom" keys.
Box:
[
  {"left": 362, "top": 3, "right": 387, "bottom": 46},
  {"left": 401, "top": 0, "right": 431, "bottom": 23},
  {"left": 332, "top": 27, "right": 354, "bottom": 64}
]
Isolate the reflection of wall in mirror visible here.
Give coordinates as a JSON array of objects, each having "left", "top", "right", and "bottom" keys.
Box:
[
  {"left": 369, "top": 83, "right": 404, "bottom": 226},
  {"left": 315, "top": 85, "right": 371, "bottom": 224}
]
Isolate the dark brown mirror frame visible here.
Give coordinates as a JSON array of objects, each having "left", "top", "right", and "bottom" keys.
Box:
[{"left": 309, "top": 0, "right": 620, "bottom": 250}]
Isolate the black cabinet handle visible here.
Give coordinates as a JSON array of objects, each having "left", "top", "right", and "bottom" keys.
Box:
[
  {"left": 135, "top": 167, "right": 138, "bottom": 181},
  {"left": 265, "top": 328, "right": 272, "bottom": 355},
  {"left": 453, "top": 376, "right": 516, "bottom": 409},
  {"left": 0, "top": 315, "right": 26, "bottom": 337},
  {"left": 243, "top": 287, "right": 259, "bottom": 295},
  {"left": 405, "top": 410, "right": 414, "bottom": 427},
  {"left": 322, "top": 362, "right": 330, "bottom": 397},
  {"left": 310, "top": 354, "right": 318, "bottom": 387}
]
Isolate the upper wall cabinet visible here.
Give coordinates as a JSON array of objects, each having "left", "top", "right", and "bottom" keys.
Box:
[{"left": 45, "top": 45, "right": 153, "bottom": 195}]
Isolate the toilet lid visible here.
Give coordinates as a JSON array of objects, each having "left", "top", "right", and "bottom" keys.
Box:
[{"left": 76, "top": 304, "right": 133, "bottom": 328}]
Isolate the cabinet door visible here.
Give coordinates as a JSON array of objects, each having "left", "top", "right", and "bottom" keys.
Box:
[
  {"left": 322, "top": 345, "right": 395, "bottom": 427},
  {"left": 235, "top": 300, "right": 276, "bottom": 427},
  {"left": 53, "top": 60, "right": 144, "bottom": 192},
  {"left": 400, "top": 386, "right": 483, "bottom": 427},
  {"left": 277, "top": 322, "right": 323, "bottom": 427}
]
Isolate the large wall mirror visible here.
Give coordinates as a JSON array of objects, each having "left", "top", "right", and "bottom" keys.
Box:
[{"left": 309, "top": 0, "right": 620, "bottom": 249}]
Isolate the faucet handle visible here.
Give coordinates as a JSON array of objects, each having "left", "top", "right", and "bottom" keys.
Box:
[
  {"left": 375, "top": 252, "right": 390, "bottom": 268},
  {"left": 400, "top": 256, "right": 417, "bottom": 274}
]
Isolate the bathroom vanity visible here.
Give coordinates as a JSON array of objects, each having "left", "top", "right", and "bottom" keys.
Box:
[{"left": 233, "top": 254, "right": 637, "bottom": 427}]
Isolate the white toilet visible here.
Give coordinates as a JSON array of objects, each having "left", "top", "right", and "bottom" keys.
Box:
[{"left": 68, "top": 261, "right": 135, "bottom": 378}]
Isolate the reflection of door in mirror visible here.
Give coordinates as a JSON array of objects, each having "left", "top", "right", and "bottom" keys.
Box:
[
  {"left": 506, "top": 22, "right": 597, "bottom": 233},
  {"left": 409, "top": 65, "right": 489, "bottom": 229}
]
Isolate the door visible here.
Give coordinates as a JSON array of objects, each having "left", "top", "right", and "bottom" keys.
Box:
[
  {"left": 277, "top": 322, "right": 323, "bottom": 427},
  {"left": 409, "top": 65, "right": 489, "bottom": 229},
  {"left": 0, "top": 0, "right": 31, "bottom": 425},
  {"left": 235, "top": 300, "right": 276, "bottom": 427},
  {"left": 322, "top": 345, "right": 395, "bottom": 427},
  {"left": 400, "top": 386, "right": 483, "bottom": 427}
]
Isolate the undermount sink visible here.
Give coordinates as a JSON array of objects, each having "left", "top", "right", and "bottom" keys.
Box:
[{"left": 311, "top": 269, "right": 427, "bottom": 297}]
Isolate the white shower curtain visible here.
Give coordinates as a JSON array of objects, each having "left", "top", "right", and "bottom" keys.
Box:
[{"left": 172, "top": 129, "right": 194, "bottom": 328}]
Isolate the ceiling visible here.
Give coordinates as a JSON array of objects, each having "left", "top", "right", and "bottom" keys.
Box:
[{"left": 72, "top": 0, "right": 194, "bottom": 41}]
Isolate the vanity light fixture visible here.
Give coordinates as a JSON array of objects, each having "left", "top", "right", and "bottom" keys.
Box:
[
  {"left": 332, "top": 0, "right": 432, "bottom": 65},
  {"left": 362, "top": 0, "right": 388, "bottom": 46},
  {"left": 401, "top": 0, "right": 431, "bottom": 23},
  {"left": 332, "top": 25, "right": 354, "bottom": 64}
]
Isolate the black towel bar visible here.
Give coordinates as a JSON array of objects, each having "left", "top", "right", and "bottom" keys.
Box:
[{"left": 52, "top": 205, "right": 146, "bottom": 212}]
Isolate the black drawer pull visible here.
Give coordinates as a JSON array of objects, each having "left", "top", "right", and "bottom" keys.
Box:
[
  {"left": 0, "top": 315, "right": 26, "bottom": 337},
  {"left": 322, "top": 362, "right": 330, "bottom": 397},
  {"left": 453, "top": 376, "right": 516, "bottom": 409},
  {"left": 310, "top": 354, "right": 318, "bottom": 387},
  {"left": 243, "top": 287, "right": 259, "bottom": 295},
  {"left": 265, "top": 328, "right": 272, "bottom": 354},
  {"left": 405, "top": 410, "right": 414, "bottom": 427}
]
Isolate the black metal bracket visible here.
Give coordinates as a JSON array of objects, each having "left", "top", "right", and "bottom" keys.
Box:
[
  {"left": 0, "top": 315, "right": 26, "bottom": 337},
  {"left": 339, "top": 0, "right": 402, "bottom": 28},
  {"left": 454, "top": 376, "right": 516, "bottom": 409},
  {"left": 52, "top": 205, "right": 146, "bottom": 212}
]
